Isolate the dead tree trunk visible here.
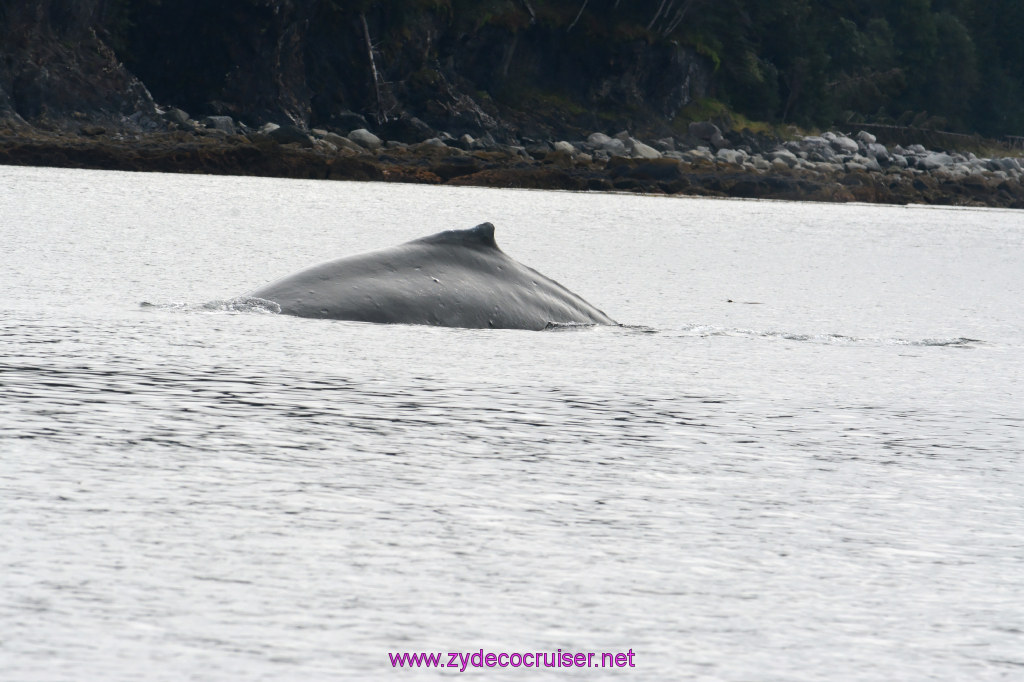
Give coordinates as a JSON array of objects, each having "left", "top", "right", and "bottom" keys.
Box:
[
  {"left": 567, "top": 0, "right": 589, "bottom": 32},
  {"left": 360, "top": 12, "right": 388, "bottom": 125}
]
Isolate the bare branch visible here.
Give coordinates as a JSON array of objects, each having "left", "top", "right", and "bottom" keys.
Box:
[
  {"left": 360, "top": 13, "right": 389, "bottom": 124},
  {"left": 520, "top": 0, "right": 537, "bottom": 24},
  {"left": 567, "top": 0, "right": 589, "bottom": 33},
  {"left": 647, "top": 0, "right": 669, "bottom": 31}
]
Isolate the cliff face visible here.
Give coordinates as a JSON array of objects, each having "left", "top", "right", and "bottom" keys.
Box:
[
  {"left": 0, "top": 0, "right": 158, "bottom": 128},
  {"left": 0, "top": 0, "right": 712, "bottom": 139}
]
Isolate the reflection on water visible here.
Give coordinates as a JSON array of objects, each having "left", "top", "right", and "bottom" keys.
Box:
[{"left": 1, "top": 166, "right": 1023, "bottom": 680}]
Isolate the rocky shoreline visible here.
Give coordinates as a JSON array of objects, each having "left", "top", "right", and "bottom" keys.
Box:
[{"left": 2, "top": 115, "right": 1023, "bottom": 209}]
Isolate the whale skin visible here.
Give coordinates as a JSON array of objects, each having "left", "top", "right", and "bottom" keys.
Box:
[{"left": 247, "top": 222, "right": 616, "bottom": 330}]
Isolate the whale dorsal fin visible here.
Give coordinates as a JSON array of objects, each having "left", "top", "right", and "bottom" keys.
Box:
[{"left": 415, "top": 222, "right": 500, "bottom": 250}]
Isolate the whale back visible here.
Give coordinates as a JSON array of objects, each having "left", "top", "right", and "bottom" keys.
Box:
[{"left": 248, "top": 223, "right": 616, "bottom": 330}]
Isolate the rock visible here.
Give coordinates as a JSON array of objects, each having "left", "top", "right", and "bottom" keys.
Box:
[
  {"left": 501, "top": 145, "right": 532, "bottom": 161},
  {"left": 311, "top": 128, "right": 329, "bottom": 137},
  {"left": 268, "top": 124, "right": 313, "bottom": 147},
  {"left": 767, "top": 149, "right": 799, "bottom": 167},
  {"left": 332, "top": 110, "right": 370, "bottom": 133},
  {"left": 259, "top": 122, "right": 281, "bottom": 135},
  {"left": 456, "top": 134, "right": 476, "bottom": 150},
  {"left": 988, "top": 157, "right": 1022, "bottom": 173},
  {"left": 715, "top": 148, "right": 746, "bottom": 165},
  {"left": 799, "top": 136, "right": 839, "bottom": 163},
  {"left": 653, "top": 137, "right": 676, "bottom": 152},
  {"left": 891, "top": 154, "right": 909, "bottom": 169},
  {"left": 685, "top": 147, "right": 715, "bottom": 162},
  {"left": 688, "top": 121, "right": 722, "bottom": 140},
  {"left": 709, "top": 132, "right": 729, "bottom": 150},
  {"left": 856, "top": 130, "right": 877, "bottom": 144},
  {"left": 202, "top": 115, "right": 235, "bottom": 135},
  {"left": 348, "top": 128, "right": 382, "bottom": 150},
  {"left": 919, "top": 152, "right": 954, "bottom": 171},
  {"left": 585, "top": 133, "right": 628, "bottom": 156},
  {"left": 470, "top": 135, "right": 497, "bottom": 151},
  {"left": 80, "top": 125, "right": 106, "bottom": 137},
  {"left": 605, "top": 138, "right": 629, "bottom": 156},
  {"left": 525, "top": 140, "right": 552, "bottom": 156},
  {"left": 632, "top": 141, "right": 662, "bottom": 159},
  {"left": 164, "top": 108, "right": 190, "bottom": 125},
  {"left": 553, "top": 140, "right": 576, "bottom": 154},
  {"left": 420, "top": 137, "right": 449, "bottom": 148},
  {"left": 866, "top": 142, "right": 890, "bottom": 161},
  {"left": 830, "top": 136, "right": 859, "bottom": 154},
  {"left": 380, "top": 116, "right": 435, "bottom": 144},
  {"left": 322, "top": 131, "right": 364, "bottom": 153}
]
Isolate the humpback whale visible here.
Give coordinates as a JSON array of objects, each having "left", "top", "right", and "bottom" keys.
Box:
[{"left": 247, "top": 223, "right": 616, "bottom": 330}]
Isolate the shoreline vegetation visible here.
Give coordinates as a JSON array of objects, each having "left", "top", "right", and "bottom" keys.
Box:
[
  {"left": 3, "top": 117, "right": 1023, "bottom": 208},
  {"left": 3, "top": 2, "right": 1023, "bottom": 206}
]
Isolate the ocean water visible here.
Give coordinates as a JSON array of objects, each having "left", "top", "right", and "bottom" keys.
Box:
[{"left": 1, "top": 165, "right": 1022, "bottom": 681}]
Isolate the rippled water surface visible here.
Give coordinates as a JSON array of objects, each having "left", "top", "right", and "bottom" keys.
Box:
[{"left": 2, "top": 166, "right": 1023, "bottom": 680}]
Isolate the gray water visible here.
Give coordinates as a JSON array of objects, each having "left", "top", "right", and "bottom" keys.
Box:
[{"left": 1, "top": 165, "right": 1022, "bottom": 681}]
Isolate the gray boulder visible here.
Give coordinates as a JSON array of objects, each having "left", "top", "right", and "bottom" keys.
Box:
[
  {"left": 652, "top": 137, "right": 676, "bottom": 152},
  {"left": 685, "top": 147, "right": 715, "bottom": 162},
  {"left": 709, "top": 132, "right": 729, "bottom": 150},
  {"left": 268, "top": 124, "right": 313, "bottom": 147},
  {"left": 987, "top": 157, "right": 1021, "bottom": 173},
  {"left": 830, "top": 135, "right": 859, "bottom": 154},
  {"left": 333, "top": 110, "right": 370, "bottom": 133},
  {"left": 322, "top": 132, "right": 365, "bottom": 153},
  {"left": 856, "top": 130, "right": 877, "bottom": 144},
  {"left": 348, "top": 128, "right": 383, "bottom": 150},
  {"left": 587, "top": 133, "right": 628, "bottom": 156},
  {"left": 866, "top": 142, "right": 890, "bottom": 160},
  {"left": 767, "top": 149, "right": 799, "bottom": 167},
  {"left": 165, "top": 108, "right": 191, "bottom": 126},
  {"left": 202, "top": 116, "right": 236, "bottom": 135},
  {"left": 553, "top": 140, "right": 576, "bottom": 154},
  {"left": 604, "top": 138, "right": 628, "bottom": 156},
  {"left": 688, "top": 121, "right": 722, "bottom": 140},
  {"left": 419, "top": 137, "right": 449, "bottom": 149},
  {"left": 715, "top": 148, "right": 746, "bottom": 165},
  {"left": 632, "top": 140, "right": 662, "bottom": 159},
  {"left": 919, "top": 152, "right": 954, "bottom": 171},
  {"left": 799, "top": 136, "right": 838, "bottom": 162}
]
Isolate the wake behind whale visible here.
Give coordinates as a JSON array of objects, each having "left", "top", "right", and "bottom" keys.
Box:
[{"left": 246, "top": 223, "right": 616, "bottom": 330}]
